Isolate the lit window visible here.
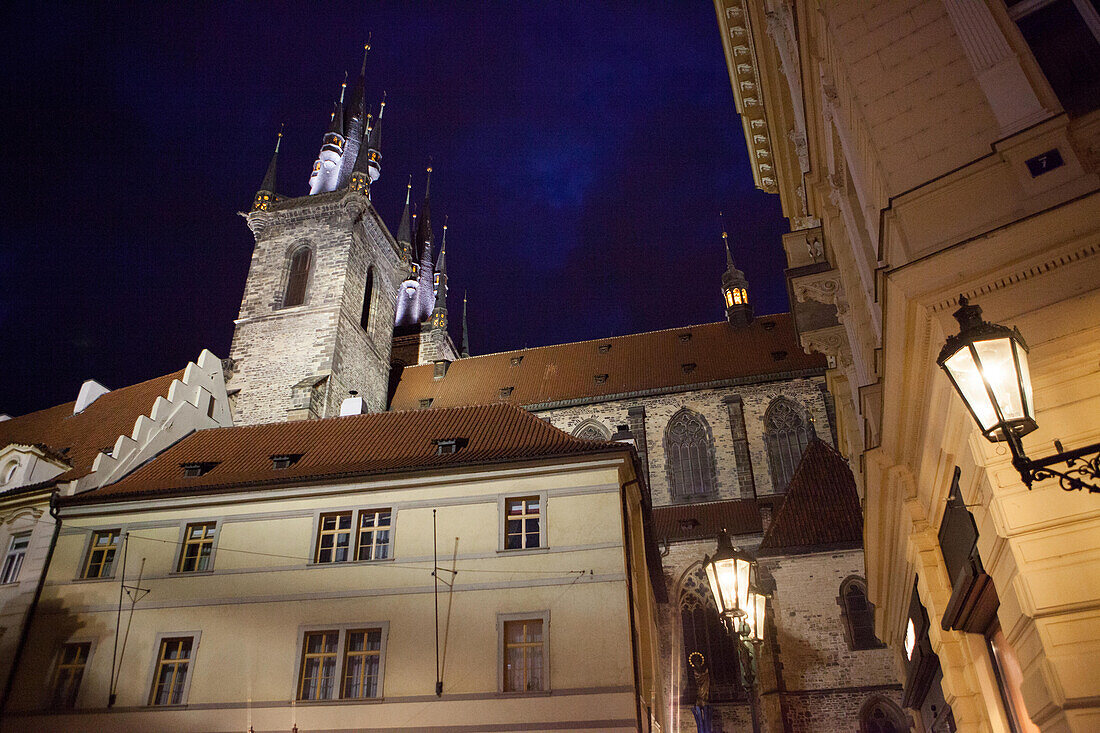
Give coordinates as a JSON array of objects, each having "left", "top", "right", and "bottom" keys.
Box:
[
  {"left": 177, "top": 523, "right": 216, "bottom": 573},
  {"left": 150, "top": 637, "right": 194, "bottom": 706},
  {"left": 724, "top": 289, "right": 734, "bottom": 307},
  {"left": 299, "top": 627, "right": 385, "bottom": 700},
  {"left": 315, "top": 513, "right": 353, "bottom": 563},
  {"left": 502, "top": 618, "right": 545, "bottom": 692},
  {"left": 53, "top": 642, "right": 91, "bottom": 708},
  {"left": 355, "top": 510, "right": 392, "bottom": 561},
  {"left": 504, "top": 497, "right": 541, "bottom": 550},
  {"left": 733, "top": 289, "right": 743, "bottom": 305},
  {"left": 904, "top": 618, "right": 916, "bottom": 660},
  {"left": 82, "top": 530, "right": 121, "bottom": 579},
  {"left": 1, "top": 533, "right": 30, "bottom": 584}
]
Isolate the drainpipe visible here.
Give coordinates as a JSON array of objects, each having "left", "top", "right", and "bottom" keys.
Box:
[{"left": 0, "top": 489, "right": 63, "bottom": 714}]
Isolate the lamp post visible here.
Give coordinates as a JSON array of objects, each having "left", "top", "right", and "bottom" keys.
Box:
[
  {"left": 937, "top": 296, "right": 1100, "bottom": 493},
  {"left": 700, "top": 530, "right": 767, "bottom": 733}
]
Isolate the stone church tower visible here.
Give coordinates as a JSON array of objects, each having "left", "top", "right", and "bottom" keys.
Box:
[{"left": 226, "top": 52, "right": 403, "bottom": 425}]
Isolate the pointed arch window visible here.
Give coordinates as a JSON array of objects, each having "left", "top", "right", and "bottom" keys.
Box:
[
  {"left": 360, "top": 266, "right": 374, "bottom": 331},
  {"left": 285, "top": 247, "right": 313, "bottom": 308},
  {"left": 840, "top": 577, "right": 883, "bottom": 650},
  {"left": 860, "top": 697, "right": 906, "bottom": 733},
  {"left": 763, "top": 398, "right": 814, "bottom": 493},
  {"left": 665, "top": 409, "right": 716, "bottom": 500},
  {"left": 679, "top": 566, "right": 742, "bottom": 702},
  {"left": 572, "top": 420, "right": 611, "bottom": 441}
]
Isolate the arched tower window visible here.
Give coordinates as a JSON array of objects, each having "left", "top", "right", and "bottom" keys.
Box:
[
  {"left": 679, "top": 565, "right": 742, "bottom": 702},
  {"left": 360, "top": 266, "right": 374, "bottom": 331},
  {"left": 284, "top": 247, "right": 312, "bottom": 308},
  {"left": 840, "top": 577, "right": 883, "bottom": 650},
  {"left": 763, "top": 397, "right": 814, "bottom": 493},
  {"left": 572, "top": 419, "right": 611, "bottom": 441},
  {"left": 859, "top": 696, "right": 906, "bottom": 733},
  {"left": 665, "top": 409, "right": 716, "bottom": 500}
]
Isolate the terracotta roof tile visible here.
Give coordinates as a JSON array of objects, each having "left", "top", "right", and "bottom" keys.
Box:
[
  {"left": 390, "top": 315, "right": 825, "bottom": 411},
  {"left": 651, "top": 499, "right": 762, "bottom": 543},
  {"left": 0, "top": 371, "right": 185, "bottom": 484},
  {"left": 72, "top": 404, "right": 628, "bottom": 504},
  {"left": 758, "top": 440, "right": 863, "bottom": 554}
]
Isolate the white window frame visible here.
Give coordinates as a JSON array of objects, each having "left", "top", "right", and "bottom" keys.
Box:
[
  {"left": 497, "top": 610, "right": 551, "bottom": 694},
  {"left": 293, "top": 621, "right": 390, "bottom": 702},
  {"left": 145, "top": 630, "right": 201, "bottom": 707},
  {"left": 1, "top": 532, "right": 30, "bottom": 585},
  {"left": 497, "top": 493, "right": 548, "bottom": 553}
]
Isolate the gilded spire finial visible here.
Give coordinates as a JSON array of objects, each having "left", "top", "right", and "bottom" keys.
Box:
[
  {"left": 340, "top": 71, "right": 348, "bottom": 104},
  {"left": 275, "top": 123, "right": 283, "bottom": 152}
]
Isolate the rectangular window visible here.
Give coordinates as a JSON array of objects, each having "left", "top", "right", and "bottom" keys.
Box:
[
  {"left": 1010, "top": 0, "right": 1100, "bottom": 117},
  {"left": 150, "top": 637, "right": 193, "bottom": 706},
  {"left": 341, "top": 629, "right": 383, "bottom": 699},
  {"left": 177, "top": 522, "right": 216, "bottom": 573},
  {"left": 82, "top": 530, "right": 121, "bottom": 579},
  {"left": 315, "top": 512, "right": 353, "bottom": 563},
  {"left": 355, "top": 510, "right": 392, "bottom": 561},
  {"left": 1, "top": 533, "right": 30, "bottom": 584},
  {"left": 298, "top": 631, "right": 339, "bottom": 700},
  {"left": 504, "top": 497, "right": 541, "bottom": 550},
  {"left": 53, "top": 642, "right": 90, "bottom": 708},
  {"left": 503, "top": 619, "right": 545, "bottom": 692}
]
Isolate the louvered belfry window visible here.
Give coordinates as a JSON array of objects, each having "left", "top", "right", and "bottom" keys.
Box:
[
  {"left": 665, "top": 409, "right": 716, "bottom": 500},
  {"left": 763, "top": 398, "right": 813, "bottom": 493},
  {"left": 285, "top": 247, "right": 312, "bottom": 307}
]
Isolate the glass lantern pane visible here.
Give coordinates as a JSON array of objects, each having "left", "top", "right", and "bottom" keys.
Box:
[
  {"left": 1013, "top": 340, "right": 1034, "bottom": 421},
  {"left": 705, "top": 562, "right": 726, "bottom": 614},
  {"left": 974, "top": 338, "right": 1025, "bottom": 422},
  {"left": 944, "top": 347, "right": 999, "bottom": 433},
  {"left": 753, "top": 593, "right": 766, "bottom": 641},
  {"left": 735, "top": 557, "right": 750, "bottom": 613}
]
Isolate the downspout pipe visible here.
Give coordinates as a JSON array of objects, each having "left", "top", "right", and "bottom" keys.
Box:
[{"left": 0, "top": 489, "right": 63, "bottom": 715}]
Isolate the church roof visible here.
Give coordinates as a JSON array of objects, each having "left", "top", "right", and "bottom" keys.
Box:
[
  {"left": 0, "top": 370, "right": 185, "bottom": 486},
  {"left": 758, "top": 439, "right": 863, "bottom": 555},
  {"left": 68, "top": 403, "right": 630, "bottom": 505},
  {"left": 652, "top": 498, "right": 762, "bottom": 543},
  {"left": 390, "top": 314, "right": 825, "bottom": 410}
]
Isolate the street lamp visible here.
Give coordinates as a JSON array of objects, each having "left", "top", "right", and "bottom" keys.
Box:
[
  {"left": 938, "top": 296, "right": 1100, "bottom": 493},
  {"left": 700, "top": 530, "right": 768, "bottom": 733}
]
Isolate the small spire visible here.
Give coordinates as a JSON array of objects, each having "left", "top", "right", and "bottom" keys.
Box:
[
  {"left": 416, "top": 165, "right": 434, "bottom": 253},
  {"left": 361, "top": 38, "right": 371, "bottom": 75},
  {"left": 339, "top": 71, "right": 348, "bottom": 104},
  {"left": 461, "top": 290, "right": 470, "bottom": 358},
  {"left": 436, "top": 217, "right": 448, "bottom": 273},
  {"left": 253, "top": 125, "right": 283, "bottom": 210},
  {"left": 723, "top": 230, "right": 734, "bottom": 269}
]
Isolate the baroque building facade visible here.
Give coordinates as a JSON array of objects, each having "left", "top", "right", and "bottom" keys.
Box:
[
  {"left": 715, "top": 1, "right": 1100, "bottom": 732},
  {"left": 0, "top": 40, "right": 906, "bottom": 732}
]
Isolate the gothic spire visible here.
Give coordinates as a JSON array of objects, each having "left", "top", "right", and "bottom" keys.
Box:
[
  {"left": 252, "top": 126, "right": 282, "bottom": 211},
  {"left": 720, "top": 226, "right": 753, "bottom": 328},
  {"left": 348, "top": 109, "right": 373, "bottom": 194},
  {"left": 396, "top": 175, "right": 413, "bottom": 258},
  {"left": 461, "top": 291, "right": 470, "bottom": 358},
  {"left": 338, "top": 43, "right": 370, "bottom": 188},
  {"left": 416, "top": 166, "right": 434, "bottom": 254},
  {"left": 363, "top": 91, "right": 384, "bottom": 182},
  {"left": 415, "top": 166, "right": 437, "bottom": 322}
]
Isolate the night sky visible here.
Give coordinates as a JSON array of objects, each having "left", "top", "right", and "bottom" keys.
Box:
[{"left": 0, "top": 2, "right": 788, "bottom": 418}]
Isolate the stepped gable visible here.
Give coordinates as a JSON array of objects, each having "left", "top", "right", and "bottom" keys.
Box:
[
  {"left": 758, "top": 439, "right": 863, "bottom": 555},
  {"left": 389, "top": 313, "right": 825, "bottom": 411},
  {"left": 72, "top": 403, "right": 628, "bottom": 504},
  {"left": 0, "top": 370, "right": 184, "bottom": 485},
  {"left": 652, "top": 498, "right": 762, "bottom": 543}
]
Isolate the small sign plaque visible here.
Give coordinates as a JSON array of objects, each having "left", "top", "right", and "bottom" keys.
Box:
[{"left": 1025, "top": 148, "right": 1064, "bottom": 178}]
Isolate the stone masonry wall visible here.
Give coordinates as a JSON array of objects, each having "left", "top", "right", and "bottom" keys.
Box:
[{"left": 536, "top": 376, "right": 831, "bottom": 508}]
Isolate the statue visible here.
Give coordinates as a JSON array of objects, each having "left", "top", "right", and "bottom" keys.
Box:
[{"left": 688, "top": 651, "right": 713, "bottom": 733}]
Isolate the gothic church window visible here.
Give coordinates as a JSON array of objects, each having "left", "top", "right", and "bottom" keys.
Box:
[
  {"left": 284, "top": 247, "right": 312, "bottom": 308},
  {"left": 572, "top": 419, "right": 611, "bottom": 441},
  {"left": 840, "top": 577, "right": 883, "bottom": 650},
  {"left": 860, "top": 698, "right": 906, "bottom": 733},
  {"left": 679, "top": 565, "right": 741, "bottom": 702},
  {"left": 360, "top": 266, "right": 374, "bottom": 331},
  {"left": 763, "top": 397, "right": 814, "bottom": 493},
  {"left": 665, "top": 408, "right": 716, "bottom": 500}
]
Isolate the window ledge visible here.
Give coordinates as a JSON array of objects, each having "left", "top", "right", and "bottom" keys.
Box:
[
  {"left": 308, "top": 557, "right": 396, "bottom": 568},
  {"left": 293, "top": 697, "right": 384, "bottom": 706},
  {"left": 496, "top": 546, "right": 550, "bottom": 556},
  {"left": 496, "top": 689, "right": 552, "bottom": 698},
  {"left": 168, "top": 569, "right": 217, "bottom": 577},
  {"left": 70, "top": 576, "right": 117, "bottom": 584}
]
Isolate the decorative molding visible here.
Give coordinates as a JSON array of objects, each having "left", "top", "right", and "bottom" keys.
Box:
[
  {"left": 792, "top": 271, "right": 849, "bottom": 316},
  {"left": 2, "top": 506, "right": 44, "bottom": 525},
  {"left": 800, "top": 325, "right": 853, "bottom": 372}
]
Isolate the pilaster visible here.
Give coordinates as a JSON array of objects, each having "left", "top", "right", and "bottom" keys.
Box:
[{"left": 722, "top": 394, "right": 757, "bottom": 500}]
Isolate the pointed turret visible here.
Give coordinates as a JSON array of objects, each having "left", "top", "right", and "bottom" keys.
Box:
[
  {"left": 338, "top": 42, "right": 371, "bottom": 188},
  {"left": 721, "top": 229, "right": 753, "bottom": 327},
  {"left": 461, "top": 291, "right": 470, "bottom": 358},
  {"left": 308, "top": 78, "right": 349, "bottom": 195},
  {"left": 415, "top": 167, "right": 437, "bottom": 323},
  {"left": 348, "top": 110, "right": 373, "bottom": 195},
  {"left": 252, "top": 126, "right": 282, "bottom": 211},
  {"left": 395, "top": 175, "right": 414, "bottom": 263},
  {"left": 364, "top": 91, "right": 384, "bottom": 182},
  {"left": 433, "top": 218, "right": 449, "bottom": 312}
]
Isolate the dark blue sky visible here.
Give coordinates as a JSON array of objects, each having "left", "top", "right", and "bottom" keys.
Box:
[{"left": 0, "top": 2, "right": 788, "bottom": 417}]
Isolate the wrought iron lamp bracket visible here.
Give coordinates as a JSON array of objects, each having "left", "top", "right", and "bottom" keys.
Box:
[{"left": 1006, "top": 433, "right": 1100, "bottom": 494}]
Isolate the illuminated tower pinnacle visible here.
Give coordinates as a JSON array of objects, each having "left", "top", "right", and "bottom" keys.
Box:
[
  {"left": 308, "top": 76, "right": 348, "bottom": 195},
  {"left": 252, "top": 125, "right": 282, "bottom": 211},
  {"left": 338, "top": 41, "right": 371, "bottom": 188},
  {"left": 721, "top": 228, "right": 753, "bottom": 327}
]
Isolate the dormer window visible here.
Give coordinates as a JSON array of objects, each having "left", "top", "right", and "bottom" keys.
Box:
[
  {"left": 682, "top": 363, "right": 697, "bottom": 374},
  {"left": 433, "top": 438, "right": 467, "bottom": 456},
  {"left": 679, "top": 332, "right": 692, "bottom": 342},
  {"left": 594, "top": 374, "right": 609, "bottom": 384},
  {"left": 771, "top": 350, "right": 788, "bottom": 361},
  {"left": 271, "top": 454, "right": 303, "bottom": 470},
  {"left": 419, "top": 398, "right": 433, "bottom": 409},
  {"left": 181, "top": 462, "right": 218, "bottom": 478},
  {"left": 510, "top": 356, "right": 523, "bottom": 367},
  {"left": 598, "top": 344, "right": 611, "bottom": 354},
  {"left": 761, "top": 321, "right": 776, "bottom": 331},
  {"left": 499, "top": 387, "right": 514, "bottom": 400}
]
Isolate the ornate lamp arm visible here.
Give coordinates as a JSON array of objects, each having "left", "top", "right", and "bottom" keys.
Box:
[{"left": 1005, "top": 433, "right": 1100, "bottom": 494}]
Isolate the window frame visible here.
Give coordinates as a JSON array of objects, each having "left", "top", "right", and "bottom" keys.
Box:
[
  {"left": 79, "top": 528, "right": 124, "bottom": 581},
  {"left": 174, "top": 521, "right": 220, "bottom": 574},
  {"left": 838, "top": 576, "right": 885, "bottom": 651},
  {"left": 664, "top": 407, "right": 719, "bottom": 502},
  {"left": 282, "top": 244, "right": 313, "bottom": 309},
  {"left": 145, "top": 631, "right": 200, "bottom": 707},
  {"left": 310, "top": 508, "right": 396, "bottom": 566},
  {"left": 497, "top": 611, "right": 550, "bottom": 694},
  {"left": 293, "top": 622, "right": 389, "bottom": 702},
  {"left": 1007, "top": 0, "right": 1100, "bottom": 118},
  {"left": 1, "top": 531, "right": 31, "bottom": 585},
  {"left": 498, "top": 493, "right": 547, "bottom": 553},
  {"left": 51, "top": 639, "right": 95, "bottom": 708}
]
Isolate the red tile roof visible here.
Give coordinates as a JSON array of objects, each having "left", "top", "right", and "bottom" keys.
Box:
[
  {"left": 390, "top": 315, "right": 825, "bottom": 411},
  {"left": 758, "top": 439, "right": 863, "bottom": 554},
  {"left": 652, "top": 499, "right": 763, "bottom": 543},
  {"left": 71, "top": 403, "right": 630, "bottom": 505},
  {"left": 0, "top": 371, "right": 185, "bottom": 485}
]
